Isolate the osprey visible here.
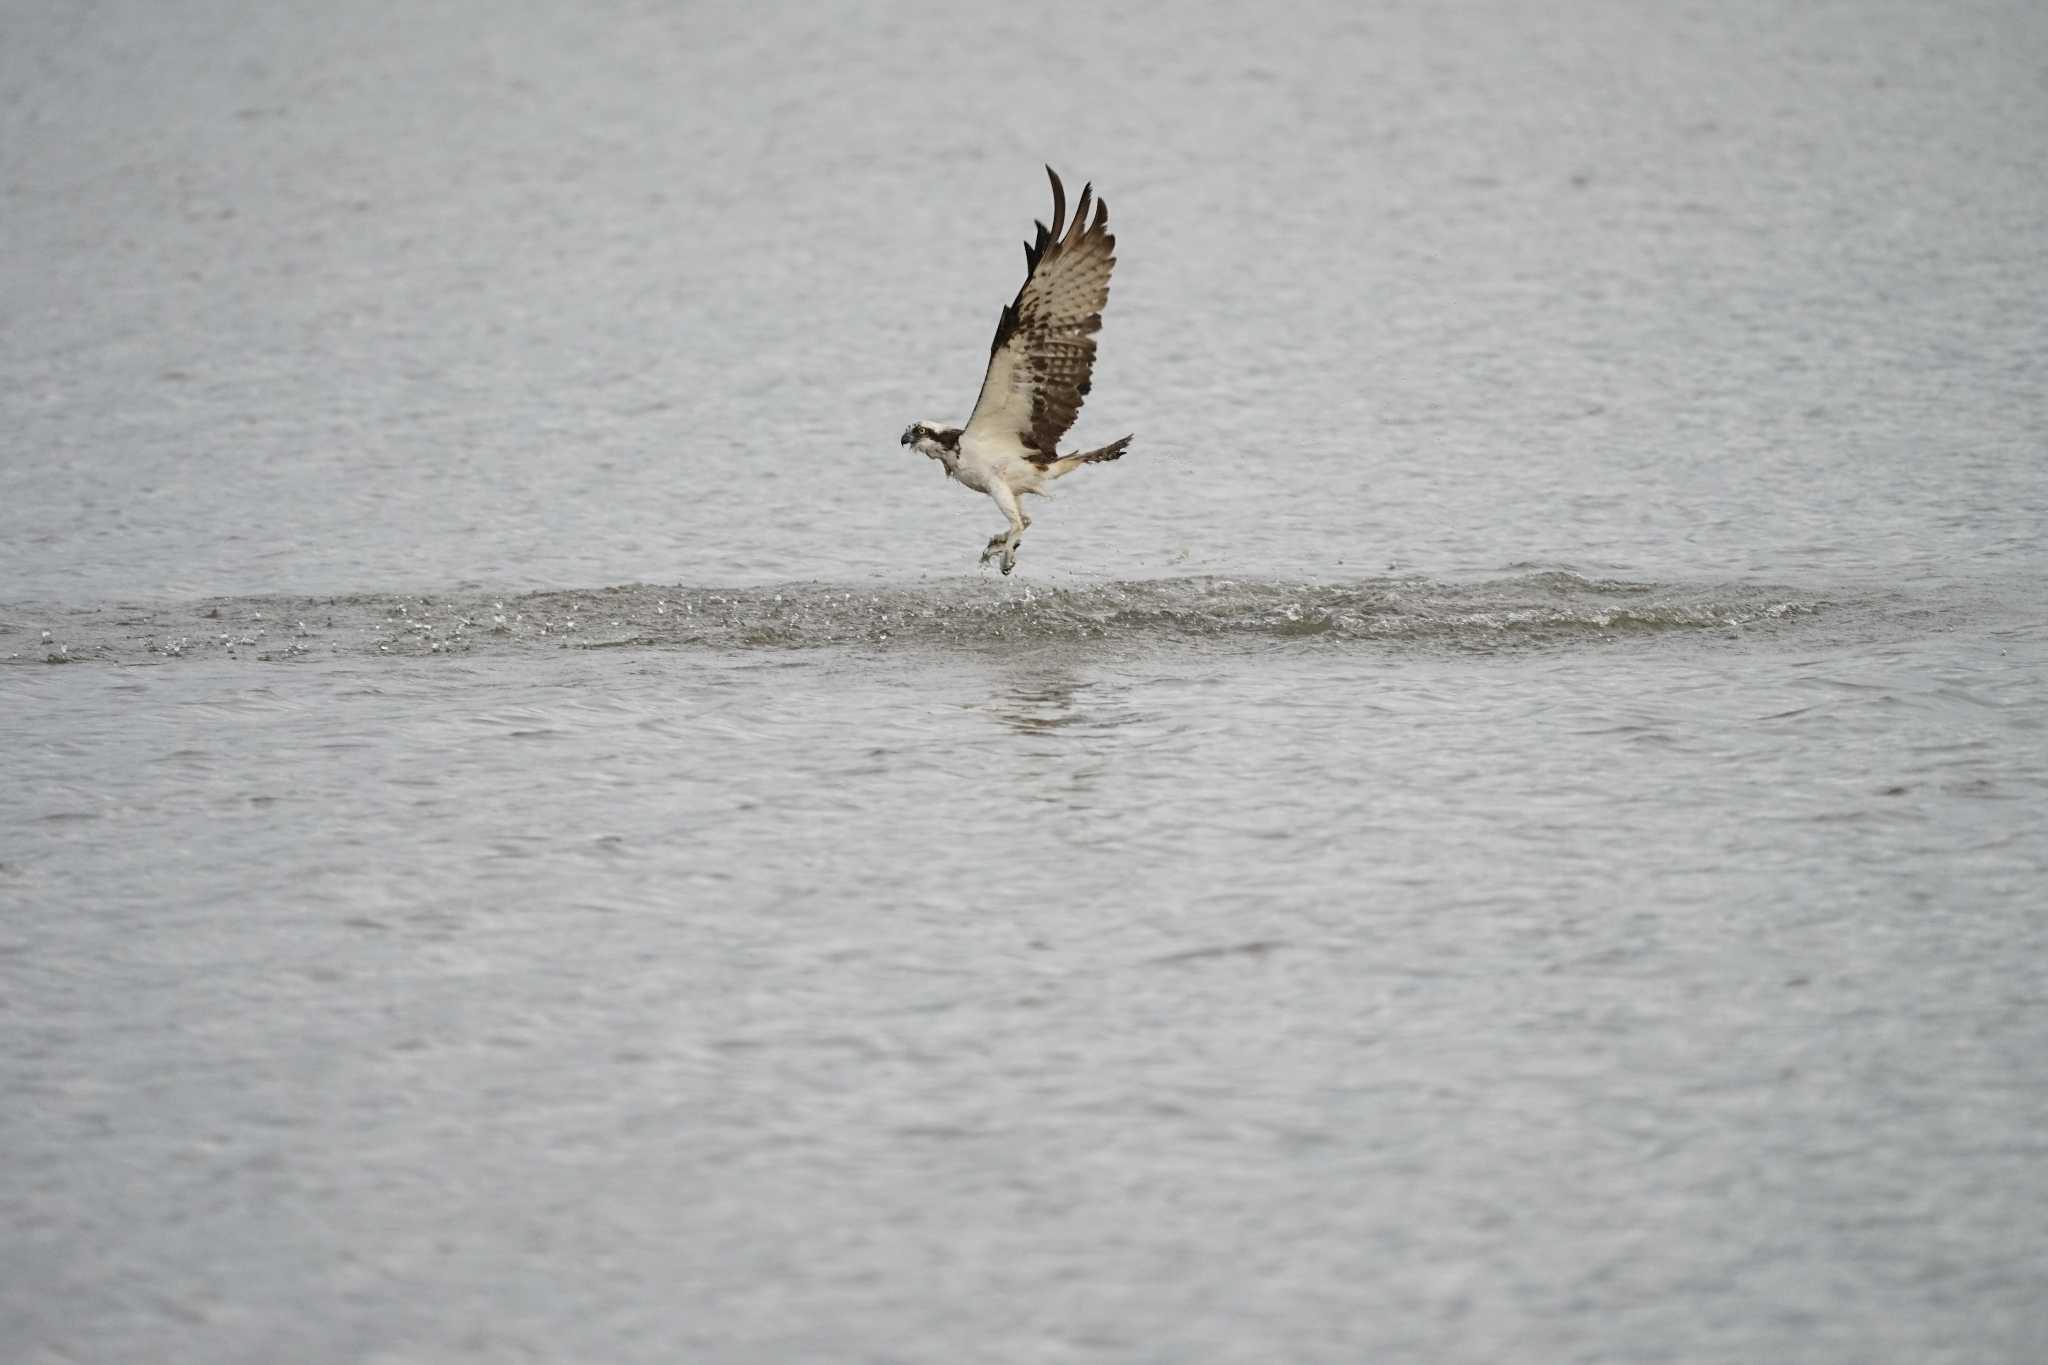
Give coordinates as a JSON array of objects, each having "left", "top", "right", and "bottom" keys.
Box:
[{"left": 901, "top": 167, "right": 1132, "bottom": 575}]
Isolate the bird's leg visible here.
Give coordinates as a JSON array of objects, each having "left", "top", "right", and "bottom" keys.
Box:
[
  {"left": 979, "top": 512, "right": 1031, "bottom": 558},
  {"left": 979, "top": 484, "right": 1027, "bottom": 575}
]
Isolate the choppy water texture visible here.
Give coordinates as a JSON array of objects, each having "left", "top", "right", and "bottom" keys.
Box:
[{"left": 4, "top": 1, "right": 2048, "bottom": 1362}]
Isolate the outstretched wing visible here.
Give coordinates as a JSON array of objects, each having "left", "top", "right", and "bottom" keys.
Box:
[{"left": 963, "top": 167, "right": 1116, "bottom": 465}]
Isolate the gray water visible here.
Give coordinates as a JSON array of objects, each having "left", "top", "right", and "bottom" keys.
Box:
[{"left": 4, "top": 1, "right": 2047, "bottom": 1361}]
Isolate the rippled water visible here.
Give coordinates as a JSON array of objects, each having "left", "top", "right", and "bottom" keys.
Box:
[{"left": 5, "top": 1, "right": 2048, "bottom": 1361}]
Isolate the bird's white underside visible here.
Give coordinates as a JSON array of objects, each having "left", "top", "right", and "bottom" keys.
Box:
[
  {"left": 906, "top": 424, "right": 1058, "bottom": 574},
  {"left": 910, "top": 426, "right": 1050, "bottom": 499}
]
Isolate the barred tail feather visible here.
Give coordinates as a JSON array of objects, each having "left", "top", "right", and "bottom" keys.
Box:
[{"left": 1047, "top": 434, "right": 1133, "bottom": 478}]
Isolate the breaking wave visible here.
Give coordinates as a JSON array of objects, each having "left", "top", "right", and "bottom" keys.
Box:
[{"left": 4, "top": 573, "right": 1827, "bottom": 666}]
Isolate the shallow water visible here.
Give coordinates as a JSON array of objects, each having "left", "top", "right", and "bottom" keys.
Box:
[{"left": 5, "top": 1, "right": 2048, "bottom": 1361}]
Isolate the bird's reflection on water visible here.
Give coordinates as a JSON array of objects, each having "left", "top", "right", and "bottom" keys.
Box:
[
  {"left": 991, "top": 671, "right": 1095, "bottom": 736},
  {"left": 977, "top": 660, "right": 1168, "bottom": 819},
  {"left": 983, "top": 654, "right": 1158, "bottom": 737}
]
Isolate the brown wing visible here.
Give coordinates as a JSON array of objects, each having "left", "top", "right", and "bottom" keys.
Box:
[{"left": 962, "top": 167, "right": 1117, "bottom": 465}]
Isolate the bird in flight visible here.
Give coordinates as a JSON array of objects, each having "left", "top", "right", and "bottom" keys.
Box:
[{"left": 901, "top": 167, "right": 1132, "bottom": 575}]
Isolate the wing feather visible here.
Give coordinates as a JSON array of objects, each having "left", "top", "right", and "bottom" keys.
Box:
[{"left": 964, "top": 167, "right": 1117, "bottom": 465}]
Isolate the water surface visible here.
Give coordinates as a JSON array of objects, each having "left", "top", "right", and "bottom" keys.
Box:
[{"left": 4, "top": 1, "right": 2047, "bottom": 1361}]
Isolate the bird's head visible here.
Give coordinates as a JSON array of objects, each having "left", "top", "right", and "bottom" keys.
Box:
[{"left": 901, "top": 421, "right": 963, "bottom": 462}]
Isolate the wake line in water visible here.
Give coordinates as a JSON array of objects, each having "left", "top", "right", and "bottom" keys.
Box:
[{"left": 3, "top": 573, "right": 1824, "bottom": 665}]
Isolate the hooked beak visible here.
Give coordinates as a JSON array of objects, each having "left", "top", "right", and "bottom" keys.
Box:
[{"left": 900, "top": 428, "right": 914, "bottom": 446}]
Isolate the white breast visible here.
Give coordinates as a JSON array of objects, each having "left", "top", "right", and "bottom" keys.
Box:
[{"left": 957, "top": 428, "right": 1034, "bottom": 495}]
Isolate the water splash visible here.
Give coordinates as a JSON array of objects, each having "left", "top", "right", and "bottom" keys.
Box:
[{"left": 0, "top": 573, "right": 1828, "bottom": 666}]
